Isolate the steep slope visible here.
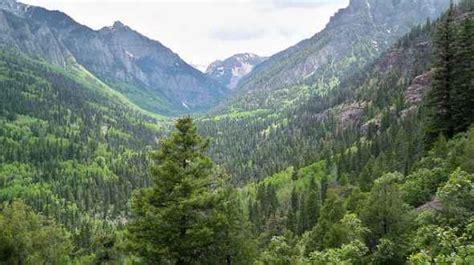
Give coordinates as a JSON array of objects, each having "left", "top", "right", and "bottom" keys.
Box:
[
  {"left": 241, "top": 3, "right": 474, "bottom": 262},
  {"left": 206, "top": 53, "right": 267, "bottom": 89},
  {"left": 0, "top": 0, "right": 227, "bottom": 115},
  {"left": 0, "top": 0, "right": 472, "bottom": 261},
  {"left": 0, "top": 45, "right": 167, "bottom": 252},
  {"left": 221, "top": 0, "right": 453, "bottom": 111},
  {"left": 199, "top": 0, "right": 457, "bottom": 184}
]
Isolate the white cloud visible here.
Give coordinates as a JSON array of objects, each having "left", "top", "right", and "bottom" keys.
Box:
[
  {"left": 210, "top": 26, "right": 267, "bottom": 41},
  {"left": 257, "top": 0, "right": 347, "bottom": 9},
  {"left": 20, "top": 0, "right": 349, "bottom": 67}
]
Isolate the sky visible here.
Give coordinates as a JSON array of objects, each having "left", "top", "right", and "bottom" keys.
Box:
[{"left": 20, "top": 0, "right": 349, "bottom": 70}]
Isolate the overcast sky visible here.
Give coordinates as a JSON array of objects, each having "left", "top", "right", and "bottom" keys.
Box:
[{"left": 20, "top": 0, "right": 349, "bottom": 69}]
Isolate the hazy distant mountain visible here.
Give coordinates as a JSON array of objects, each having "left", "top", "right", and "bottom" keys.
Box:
[
  {"left": 0, "top": 0, "right": 227, "bottom": 115},
  {"left": 206, "top": 53, "right": 267, "bottom": 89},
  {"left": 222, "top": 0, "right": 453, "bottom": 111}
]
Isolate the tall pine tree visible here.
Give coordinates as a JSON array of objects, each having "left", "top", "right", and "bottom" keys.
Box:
[
  {"left": 126, "top": 117, "right": 254, "bottom": 264},
  {"left": 452, "top": 16, "right": 474, "bottom": 133},
  {"left": 425, "top": 3, "right": 457, "bottom": 145},
  {"left": 426, "top": 2, "right": 474, "bottom": 146}
]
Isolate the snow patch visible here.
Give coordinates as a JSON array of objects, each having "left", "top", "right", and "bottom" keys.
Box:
[
  {"left": 229, "top": 62, "right": 254, "bottom": 89},
  {"left": 125, "top": 50, "right": 136, "bottom": 59},
  {"left": 215, "top": 66, "right": 225, "bottom": 76},
  {"left": 365, "top": 0, "right": 374, "bottom": 23},
  {"left": 371, "top": 40, "right": 379, "bottom": 51}
]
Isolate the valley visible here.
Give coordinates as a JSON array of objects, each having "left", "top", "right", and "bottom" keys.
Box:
[{"left": 0, "top": 0, "right": 473, "bottom": 264}]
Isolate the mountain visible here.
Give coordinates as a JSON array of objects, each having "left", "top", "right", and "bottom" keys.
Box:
[
  {"left": 199, "top": 0, "right": 454, "bottom": 182},
  {"left": 206, "top": 53, "right": 267, "bottom": 89},
  {"left": 239, "top": 2, "right": 474, "bottom": 263},
  {"left": 0, "top": 0, "right": 227, "bottom": 115},
  {"left": 220, "top": 0, "right": 453, "bottom": 111},
  {"left": 0, "top": 0, "right": 473, "bottom": 262},
  {"left": 0, "top": 45, "right": 167, "bottom": 254}
]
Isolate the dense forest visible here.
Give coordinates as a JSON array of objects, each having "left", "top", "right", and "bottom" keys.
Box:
[
  {"left": 0, "top": 48, "right": 165, "bottom": 260},
  {"left": 0, "top": 0, "right": 473, "bottom": 264}
]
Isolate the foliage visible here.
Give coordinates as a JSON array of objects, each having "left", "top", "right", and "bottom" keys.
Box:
[
  {"left": 0, "top": 0, "right": 472, "bottom": 263},
  {"left": 305, "top": 240, "right": 368, "bottom": 265},
  {"left": 0, "top": 201, "right": 72, "bottom": 264},
  {"left": 0, "top": 47, "right": 164, "bottom": 254},
  {"left": 256, "top": 234, "right": 299, "bottom": 265},
  {"left": 425, "top": 4, "right": 474, "bottom": 145},
  {"left": 126, "top": 118, "right": 254, "bottom": 264}
]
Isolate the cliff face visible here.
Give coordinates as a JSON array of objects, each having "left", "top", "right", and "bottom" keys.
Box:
[
  {"left": 0, "top": 1, "right": 227, "bottom": 115},
  {"left": 0, "top": 8, "right": 72, "bottom": 66}
]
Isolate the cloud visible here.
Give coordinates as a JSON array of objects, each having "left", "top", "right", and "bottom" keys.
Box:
[
  {"left": 210, "top": 26, "right": 266, "bottom": 41},
  {"left": 255, "top": 0, "right": 348, "bottom": 9},
  {"left": 23, "top": 0, "right": 253, "bottom": 2},
  {"left": 20, "top": 0, "right": 349, "bottom": 67}
]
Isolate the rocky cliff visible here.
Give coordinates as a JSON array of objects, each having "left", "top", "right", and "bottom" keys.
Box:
[{"left": 0, "top": 0, "right": 227, "bottom": 115}]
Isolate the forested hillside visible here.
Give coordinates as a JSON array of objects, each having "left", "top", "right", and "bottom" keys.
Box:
[
  {"left": 0, "top": 47, "right": 165, "bottom": 260},
  {"left": 0, "top": 0, "right": 472, "bottom": 264},
  {"left": 215, "top": 0, "right": 452, "bottom": 112},
  {"left": 198, "top": 0, "right": 466, "bottom": 184},
  {"left": 239, "top": 1, "right": 474, "bottom": 263}
]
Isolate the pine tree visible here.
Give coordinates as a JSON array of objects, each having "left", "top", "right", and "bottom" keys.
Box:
[
  {"left": 304, "top": 190, "right": 346, "bottom": 255},
  {"left": 425, "top": 4, "right": 457, "bottom": 145},
  {"left": 361, "top": 173, "right": 411, "bottom": 250},
  {"left": 305, "top": 178, "right": 321, "bottom": 231},
  {"left": 286, "top": 187, "right": 299, "bottom": 234},
  {"left": 126, "top": 117, "right": 253, "bottom": 264},
  {"left": 452, "top": 17, "right": 474, "bottom": 133}
]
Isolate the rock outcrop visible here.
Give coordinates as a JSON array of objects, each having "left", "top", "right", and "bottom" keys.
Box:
[{"left": 405, "top": 71, "right": 433, "bottom": 105}]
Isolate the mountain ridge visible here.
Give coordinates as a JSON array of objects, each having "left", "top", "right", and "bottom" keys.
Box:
[
  {"left": 0, "top": 0, "right": 227, "bottom": 116},
  {"left": 221, "top": 0, "right": 453, "bottom": 112}
]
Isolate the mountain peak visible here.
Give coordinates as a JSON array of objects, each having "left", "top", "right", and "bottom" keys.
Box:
[
  {"left": 206, "top": 53, "right": 267, "bottom": 89},
  {"left": 0, "top": 0, "right": 27, "bottom": 15},
  {"left": 0, "top": 2, "right": 227, "bottom": 115},
  {"left": 234, "top": 53, "right": 259, "bottom": 58},
  {"left": 1, "top": 0, "right": 18, "bottom": 5},
  {"left": 112, "top": 20, "right": 125, "bottom": 28},
  {"left": 99, "top": 20, "right": 132, "bottom": 33}
]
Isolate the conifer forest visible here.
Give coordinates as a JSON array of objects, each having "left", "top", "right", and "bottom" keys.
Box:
[{"left": 0, "top": 0, "right": 473, "bottom": 264}]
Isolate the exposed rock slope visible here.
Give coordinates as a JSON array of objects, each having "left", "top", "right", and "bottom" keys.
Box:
[
  {"left": 0, "top": 0, "right": 227, "bottom": 115},
  {"left": 206, "top": 53, "right": 266, "bottom": 89}
]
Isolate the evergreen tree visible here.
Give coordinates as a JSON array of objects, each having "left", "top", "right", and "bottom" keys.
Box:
[
  {"left": 361, "top": 173, "right": 411, "bottom": 250},
  {"left": 0, "top": 201, "right": 72, "bottom": 264},
  {"left": 425, "top": 4, "right": 457, "bottom": 145},
  {"left": 304, "top": 178, "right": 321, "bottom": 232},
  {"left": 452, "top": 17, "right": 474, "bottom": 133},
  {"left": 304, "top": 190, "right": 346, "bottom": 255},
  {"left": 286, "top": 187, "right": 299, "bottom": 234},
  {"left": 126, "top": 117, "right": 253, "bottom": 264}
]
